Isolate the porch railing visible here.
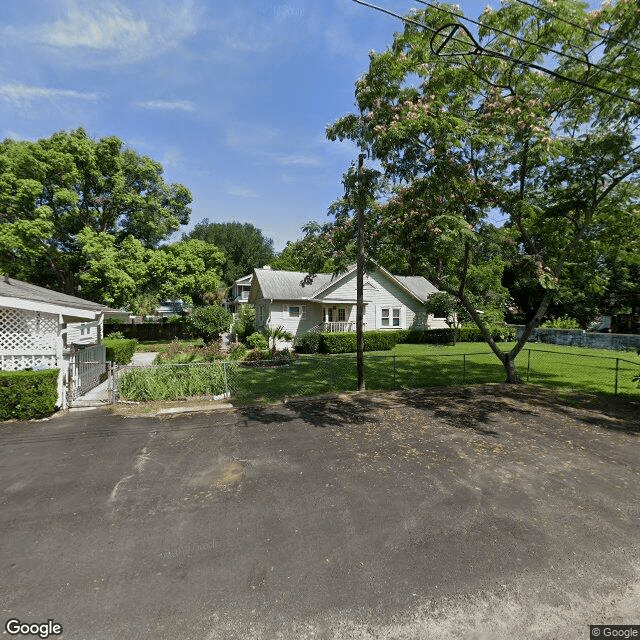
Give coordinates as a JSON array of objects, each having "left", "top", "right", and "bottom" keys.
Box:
[{"left": 310, "top": 322, "right": 367, "bottom": 333}]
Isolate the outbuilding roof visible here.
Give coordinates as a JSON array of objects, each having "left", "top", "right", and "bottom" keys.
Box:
[{"left": 0, "top": 275, "right": 113, "bottom": 314}]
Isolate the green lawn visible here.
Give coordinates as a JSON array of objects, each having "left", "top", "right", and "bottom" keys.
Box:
[
  {"left": 231, "top": 342, "right": 639, "bottom": 404},
  {"left": 118, "top": 340, "right": 640, "bottom": 404}
]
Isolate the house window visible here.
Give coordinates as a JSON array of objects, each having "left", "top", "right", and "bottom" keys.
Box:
[
  {"left": 337, "top": 308, "right": 346, "bottom": 322},
  {"left": 258, "top": 305, "right": 264, "bottom": 323},
  {"left": 381, "top": 307, "right": 401, "bottom": 327},
  {"left": 287, "top": 305, "right": 305, "bottom": 319}
]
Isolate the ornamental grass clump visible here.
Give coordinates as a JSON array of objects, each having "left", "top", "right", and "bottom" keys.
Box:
[{"left": 117, "top": 362, "right": 235, "bottom": 401}]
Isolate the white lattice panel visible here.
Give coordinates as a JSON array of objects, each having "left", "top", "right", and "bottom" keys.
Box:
[
  {"left": 0, "top": 354, "right": 59, "bottom": 371},
  {"left": 0, "top": 307, "right": 58, "bottom": 353}
]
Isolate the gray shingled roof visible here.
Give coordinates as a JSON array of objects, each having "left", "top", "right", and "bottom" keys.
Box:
[
  {"left": 0, "top": 276, "right": 112, "bottom": 312},
  {"left": 253, "top": 267, "right": 438, "bottom": 303},
  {"left": 394, "top": 275, "right": 439, "bottom": 302},
  {"left": 252, "top": 269, "right": 335, "bottom": 300}
]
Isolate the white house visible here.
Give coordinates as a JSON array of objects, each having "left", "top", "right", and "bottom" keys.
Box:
[
  {"left": 248, "top": 265, "right": 447, "bottom": 339},
  {"left": 223, "top": 274, "right": 253, "bottom": 316},
  {"left": 0, "top": 275, "right": 116, "bottom": 409}
]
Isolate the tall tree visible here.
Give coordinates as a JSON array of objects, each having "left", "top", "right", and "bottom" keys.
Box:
[
  {"left": 328, "top": 0, "right": 640, "bottom": 382},
  {"left": 0, "top": 128, "right": 192, "bottom": 294},
  {"left": 186, "top": 220, "right": 274, "bottom": 284},
  {"left": 77, "top": 231, "right": 224, "bottom": 309}
]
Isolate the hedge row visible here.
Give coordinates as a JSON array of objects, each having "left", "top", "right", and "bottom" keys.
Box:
[
  {"left": 294, "top": 330, "right": 399, "bottom": 354},
  {"left": 0, "top": 369, "right": 59, "bottom": 420},
  {"left": 294, "top": 324, "right": 517, "bottom": 353},
  {"left": 394, "top": 324, "right": 516, "bottom": 344},
  {"left": 103, "top": 338, "right": 138, "bottom": 364}
]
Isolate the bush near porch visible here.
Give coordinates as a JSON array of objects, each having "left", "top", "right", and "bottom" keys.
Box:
[{"left": 0, "top": 369, "right": 59, "bottom": 420}]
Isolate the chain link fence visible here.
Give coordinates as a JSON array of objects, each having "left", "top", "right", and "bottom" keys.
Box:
[{"left": 112, "top": 348, "right": 640, "bottom": 404}]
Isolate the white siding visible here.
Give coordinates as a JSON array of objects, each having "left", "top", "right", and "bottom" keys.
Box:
[
  {"left": 268, "top": 301, "right": 323, "bottom": 336},
  {"left": 66, "top": 321, "right": 99, "bottom": 345},
  {"left": 316, "top": 269, "right": 426, "bottom": 330}
]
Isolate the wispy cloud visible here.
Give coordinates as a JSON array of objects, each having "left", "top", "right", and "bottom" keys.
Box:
[
  {"left": 275, "top": 153, "right": 322, "bottom": 167},
  {"left": 0, "top": 83, "right": 101, "bottom": 106},
  {"left": 134, "top": 99, "right": 195, "bottom": 112},
  {"left": 23, "top": 0, "right": 199, "bottom": 63},
  {"left": 227, "top": 185, "right": 260, "bottom": 198}
]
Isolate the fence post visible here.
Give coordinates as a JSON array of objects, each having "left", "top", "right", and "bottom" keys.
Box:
[
  {"left": 223, "top": 361, "right": 229, "bottom": 396},
  {"left": 462, "top": 353, "right": 466, "bottom": 385},
  {"left": 614, "top": 358, "right": 619, "bottom": 396},
  {"left": 527, "top": 349, "right": 531, "bottom": 382}
]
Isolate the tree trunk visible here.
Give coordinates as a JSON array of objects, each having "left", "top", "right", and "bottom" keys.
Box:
[{"left": 503, "top": 354, "right": 522, "bottom": 384}]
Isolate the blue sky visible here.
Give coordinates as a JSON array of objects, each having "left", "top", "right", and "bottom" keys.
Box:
[{"left": 0, "top": 0, "right": 486, "bottom": 251}]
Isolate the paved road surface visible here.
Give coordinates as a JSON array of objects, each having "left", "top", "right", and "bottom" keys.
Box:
[{"left": 1, "top": 387, "right": 639, "bottom": 639}]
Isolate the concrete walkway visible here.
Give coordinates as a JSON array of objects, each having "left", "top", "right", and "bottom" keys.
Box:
[
  {"left": 130, "top": 351, "right": 158, "bottom": 366},
  {"left": 70, "top": 352, "right": 158, "bottom": 408}
]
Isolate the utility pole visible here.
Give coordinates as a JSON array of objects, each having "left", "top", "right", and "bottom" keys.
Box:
[{"left": 356, "top": 152, "right": 366, "bottom": 392}]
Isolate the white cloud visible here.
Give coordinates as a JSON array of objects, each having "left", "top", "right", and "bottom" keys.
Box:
[
  {"left": 227, "top": 185, "right": 260, "bottom": 198},
  {"left": 276, "top": 153, "right": 322, "bottom": 167},
  {"left": 28, "top": 0, "right": 199, "bottom": 63},
  {"left": 0, "top": 83, "right": 101, "bottom": 106},
  {"left": 134, "top": 99, "right": 195, "bottom": 112}
]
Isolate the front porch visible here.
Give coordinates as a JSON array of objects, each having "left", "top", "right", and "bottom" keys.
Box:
[{"left": 312, "top": 321, "right": 367, "bottom": 333}]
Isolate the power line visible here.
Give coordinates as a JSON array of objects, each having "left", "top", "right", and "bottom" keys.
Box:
[
  {"left": 351, "top": 0, "right": 640, "bottom": 106},
  {"left": 413, "top": 0, "right": 640, "bottom": 86},
  {"left": 513, "top": 0, "right": 640, "bottom": 56}
]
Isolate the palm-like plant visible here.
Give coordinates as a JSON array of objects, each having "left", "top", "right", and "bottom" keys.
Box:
[{"left": 262, "top": 325, "right": 293, "bottom": 356}]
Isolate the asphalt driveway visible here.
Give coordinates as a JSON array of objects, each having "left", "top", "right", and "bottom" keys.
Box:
[{"left": 1, "top": 386, "right": 639, "bottom": 640}]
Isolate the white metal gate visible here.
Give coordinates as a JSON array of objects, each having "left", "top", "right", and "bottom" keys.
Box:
[{"left": 68, "top": 344, "right": 108, "bottom": 401}]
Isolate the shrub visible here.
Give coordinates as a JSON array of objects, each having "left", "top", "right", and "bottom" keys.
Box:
[
  {"left": 402, "top": 328, "right": 454, "bottom": 344},
  {"left": 103, "top": 338, "right": 138, "bottom": 364},
  {"left": 228, "top": 344, "right": 248, "bottom": 360},
  {"left": 0, "top": 369, "right": 59, "bottom": 420},
  {"left": 232, "top": 305, "right": 257, "bottom": 342},
  {"left": 320, "top": 332, "right": 357, "bottom": 354},
  {"left": 400, "top": 324, "right": 516, "bottom": 345},
  {"left": 294, "top": 331, "right": 322, "bottom": 354},
  {"left": 541, "top": 316, "right": 581, "bottom": 329},
  {"left": 363, "top": 330, "right": 397, "bottom": 351},
  {"left": 263, "top": 325, "right": 293, "bottom": 355},
  {"left": 105, "top": 330, "right": 125, "bottom": 339},
  {"left": 186, "top": 305, "right": 232, "bottom": 342},
  {"left": 246, "top": 332, "right": 268, "bottom": 350},
  {"left": 243, "top": 348, "right": 269, "bottom": 362}
]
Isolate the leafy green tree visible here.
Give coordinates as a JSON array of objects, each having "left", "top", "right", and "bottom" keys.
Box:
[
  {"left": 186, "top": 305, "right": 232, "bottom": 343},
  {"left": 77, "top": 231, "right": 224, "bottom": 309},
  {"left": 186, "top": 220, "right": 274, "bottom": 284},
  {"left": 425, "top": 292, "right": 465, "bottom": 344},
  {"left": 328, "top": 0, "right": 640, "bottom": 382},
  {"left": 232, "top": 304, "right": 256, "bottom": 341},
  {"left": 269, "top": 223, "right": 337, "bottom": 274},
  {"left": 148, "top": 239, "right": 225, "bottom": 306},
  {"left": 0, "top": 128, "right": 191, "bottom": 294}
]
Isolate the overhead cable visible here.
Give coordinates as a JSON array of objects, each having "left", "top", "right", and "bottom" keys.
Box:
[
  {"left": 413, "top": 0, "right": 640, "bottom": 86},
  {"left": 351, "top": 0, "right": 640, "bottom": 106}
]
